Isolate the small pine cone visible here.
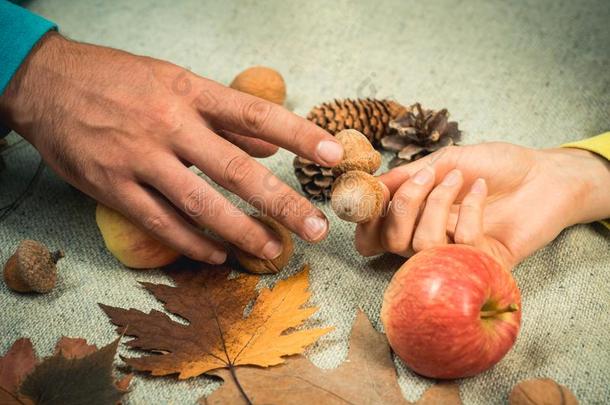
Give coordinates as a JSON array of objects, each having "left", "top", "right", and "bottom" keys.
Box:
[
  {"left": 381, "top": 103, "right": 461, "bottom": 168},
  {"left": 307, "top": 98, "right": 407, "bottom": 146},
  {"left": 293, "top": 156, "right": 334, "bottom": 200}
]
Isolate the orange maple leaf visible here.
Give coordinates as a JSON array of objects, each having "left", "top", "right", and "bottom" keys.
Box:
[{"left": 100, "top": 264, "right": 331, "bottom": 379}]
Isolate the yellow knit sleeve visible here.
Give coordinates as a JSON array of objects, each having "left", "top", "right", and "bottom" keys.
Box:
[{"left": 562, "top": 132, "right": 610, "bottom": 230}]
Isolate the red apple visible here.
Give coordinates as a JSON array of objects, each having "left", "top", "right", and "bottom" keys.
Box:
[{"left": 381, "top": 244, "right": 521, "bottom": 379}]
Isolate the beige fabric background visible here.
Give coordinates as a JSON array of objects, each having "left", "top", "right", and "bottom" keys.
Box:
[{"left": 1, "top": 0, "right": 609, "bottom": 403}]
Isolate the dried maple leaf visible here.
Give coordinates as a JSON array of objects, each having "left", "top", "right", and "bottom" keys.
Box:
[
  {"left": 201, "top": 310, "right": 462, "bottom": 405},
  {"left": 100, "top": 264, "right": 331, "bottom": 383},
  {"left": 509, "top": 378, "right": 578, "bottom": 405},
  {"left": 0, "top": 336, "right": 132, "bottom": 405},
  {"left": 0, "top": 338, "right": 36, "bottom": 403},
  {"left": 54, "top": 337, "right": 98, "bottom": 359}
]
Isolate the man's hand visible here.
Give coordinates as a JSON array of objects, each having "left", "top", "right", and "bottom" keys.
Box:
[
  {"left": 355, "top": 142, "right": 610, "bottom": 269},
  {"left": 0, "top": 32, "right": 344, "bottom": 264}
]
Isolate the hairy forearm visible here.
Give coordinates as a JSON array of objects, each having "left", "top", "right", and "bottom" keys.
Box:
[{"left": 0, "top": 32, "right": 65, "bottom": 144}]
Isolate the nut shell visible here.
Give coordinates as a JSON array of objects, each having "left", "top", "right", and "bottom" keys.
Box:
[
  {"left": 234, "top": 215, "right": 294, "bottom": 274},
  {"left": 230, "top": 66, "right": 286, "bottom": 105},
  {"left": 3, "top": 255, "right": 30, "bottom": 292},
  {"left": 331, "top": 171, "right": 384, "bottom": 223},
  {"left": 3, "top": 240, "right": 59, "bottom": 293},
  {"left": 333, "top": 129, "right": 381, "bottom": 176},
  {"left": 509, "top": 378, "right": 578, "bottom": 405}
]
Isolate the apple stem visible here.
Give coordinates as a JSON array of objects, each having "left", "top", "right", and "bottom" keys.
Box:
[{"left": 480, "top": 303, "right": 519, "bottom": 319}]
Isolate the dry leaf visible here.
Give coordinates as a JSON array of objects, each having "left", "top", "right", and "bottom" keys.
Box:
[
  {"left": 0, "top": 339, "right": 36, "bottom": 395},
  {"left": 54, "top": 337, "right": 98, "bottom": 359},
  {"left": 202, "top": 310, "right": 462, "bottom": 405},
  {"left": 100, "top": 264, "right": 331, "bottom": 381},
  {"left": 509, "top": 378, "right": 578, "bottom": 405},
  {"left": 0, "top": 336, "right": 132, "bottom": 405},
  {"left": 0, "top": 338, "right": 37, "bottom": 404}
]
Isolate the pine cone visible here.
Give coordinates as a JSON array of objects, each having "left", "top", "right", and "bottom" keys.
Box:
[
  {"left": 293, "top": 156, "right": 334, "bottom": 200},
  {"left": 380, "top": 103, "right": 461, "bottom": 168},
  {"left": 295, "top": 98, "right": 406, "bottom": 199},
  {"left": 307, "top": 98, "right": 407, "bottom": 146}
]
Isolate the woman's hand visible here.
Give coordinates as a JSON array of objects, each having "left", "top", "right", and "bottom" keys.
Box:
[
  {"left": 355, "top": 142, "right": 610, "bottom": 269},
  {"left": 0, "top": 33, "right": 344, "bottom": 264}
]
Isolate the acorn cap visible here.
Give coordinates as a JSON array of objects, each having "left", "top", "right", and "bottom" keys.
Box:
[
  {"left": 331, "top": 171, "right": 384, "bottom": 223},
  {"left": 332, "top": 129, "right": 382, "bottom": 176},
  {"left": 6, "top": 240, "right": 62, "bottom": 293},
  {"left": 233, "top": 214, "right": 294, "bottom": 274}
]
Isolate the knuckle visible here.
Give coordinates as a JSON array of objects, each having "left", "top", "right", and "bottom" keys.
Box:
[
  {"left": 183, "top": 187, "right": 206, "bottom": 217},
  {"left": 380, "top": 233, "right": 406, "bottom": 255},
  {"left": 234, "top": 226, "right": 260, "bottom": 251},
  {"left": 412, "top": 235, "right": 436, "bottom": 252},
  {"left": 271, "top": 193, "right": 304, "bottom": 221},
  {"left": 355, "top": 239, "right": 375, "bottom": 257},
  {"left": 223, "top": 154, "right": 252, "bottom": 188},
  {"left": 454, "top": 229, "right": 476, "bottom": 245},
  {"left": 460, "top": 201, "right": 479, "bottom": 211},
  {"left": 147, "top": 102, "right": 182, "bottom": 134},
  {"left": 241, "top": 99, "right": 273, "bottom": 132},
  {"left": 180, "top": 246, "right": 199, "bottom": 260},
  {"left": 141, "top": 214, "right": 169, "bottom": 234},
  {"left": 426, "top": 192, "right": 450, "bottom": 206},
  {"left": 286, "top": 121, "right": 308, "bottom": 149},
  {"left": 391, "top": 192, "right": 414, "bottom": 215}
]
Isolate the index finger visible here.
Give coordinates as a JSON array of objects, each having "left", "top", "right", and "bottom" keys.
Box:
[
  {"left": 195, "top": 79, "right": 343, "bottom": 167},
  {"left": 378, "top": 147, "right": 458, "bottom": 195}
]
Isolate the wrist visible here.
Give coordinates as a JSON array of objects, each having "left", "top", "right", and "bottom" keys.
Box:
[
  {"left": 543, "top": 147, "right": 610, "bottom": 226},
  {"left": 0, "top": 31, "right": 67, "bottom": 147}
]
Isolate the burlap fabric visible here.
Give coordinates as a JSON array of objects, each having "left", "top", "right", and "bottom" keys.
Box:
[{"left": 1, "top": 0, "right": 608, "bottom": 403}]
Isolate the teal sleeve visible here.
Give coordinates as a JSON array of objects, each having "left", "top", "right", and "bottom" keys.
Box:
[{"left": 0, "top": 0, "right": 57, "bottom": 136}]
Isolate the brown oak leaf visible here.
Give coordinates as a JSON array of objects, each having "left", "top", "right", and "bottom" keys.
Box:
[
  {"left": 0, "top": 336, "right": 132, "bottom": 405},
  {"left": 100, "top": 263, "right": 331, "bottom": 386},
  {"left": 201, "top": 310, "right": 462, "bottom": 405},
  {"left": 509, "top": 378, "right": 578, "bottom": 405}
]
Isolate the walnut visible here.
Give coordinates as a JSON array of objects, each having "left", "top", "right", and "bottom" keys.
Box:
[
  {"left": 230, "top": 66, "right": 286, "bottom": 105},
  {"left": 234, "top": 215, "right": 294, "bottom": 274}
]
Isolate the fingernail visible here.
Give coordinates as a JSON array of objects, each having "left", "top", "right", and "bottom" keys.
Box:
[
  {"left": 210, "top": 250, "right": 227, "bottom": 264},
  {"left": 442, "top": 170, "right": 461, "bottom": 186},
  {"left": 471, "top": 178, "right": 486, "bottom": 194},
  {"left": 262, "top": 239, "right": 283, "bottom": 259},
  {"left": 304, "top": 216, "right": 328, "bottom": 241},
  {"left": 412, "top": 167, "right": 433, "bottom": 185},
  {"left": 316, "top": 140, "right": 343, "bottom": 165}
]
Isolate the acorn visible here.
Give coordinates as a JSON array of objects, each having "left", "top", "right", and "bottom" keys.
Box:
[
  {"left": 3, "top": 240, "right": 63, "bottom": 293},
  {"left": 332, "top": 129, "right": 382, "bottom": 176},
  {"left": 330, "top": 129, "right": 384, "bottom": 223},
  {"left": 230, "top": 66, "right": 286, "bottom": 105},
  {"left": 233, "top": 214, "right": 294, "bottom": 274},
  {"left": 331, "top": 170, "right": 384, "bottom": 223}
]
